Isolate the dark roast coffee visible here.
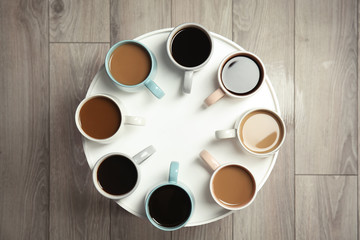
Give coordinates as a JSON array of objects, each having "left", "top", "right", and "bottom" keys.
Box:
[
  {"left": 97, "top": 155, "right": 138, "bottom": 195},
  {"left": 221, "top": 54, "right": 264, "bottom": 95},
  {"left": 148, "top": 185, "right": 192, "bottom": 227},
  {"left": 171, "top": 27, "right": 211, "bottom": 67}
]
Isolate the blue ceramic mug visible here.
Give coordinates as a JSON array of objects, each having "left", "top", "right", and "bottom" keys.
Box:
[
  {"left": 105, "top": 40, "right": 165, "bottom": 99},
  {"left": 145, "top": 161, "right": 194, "bottom": 231}
]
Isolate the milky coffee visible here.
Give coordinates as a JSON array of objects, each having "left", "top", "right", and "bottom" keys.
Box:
[
  {"left": 212, "top": 165, "right": 255, "bottom": 207},
  {"left": 239, "top": 109, "right": 284, "bottom": 154},
  {"left": 79, "top": 96, "right": 121, "bottom": 139},
  {"left": 108, "top": 43, "right": 151, "bottom": 85}
]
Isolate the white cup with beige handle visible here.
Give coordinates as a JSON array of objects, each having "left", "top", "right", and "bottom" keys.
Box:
[
  {"left": 199, "top": 150, "right": 257, "bottom": 210},
  {"left": 204, "top": 51, "right": 266, "bottom": 106}
]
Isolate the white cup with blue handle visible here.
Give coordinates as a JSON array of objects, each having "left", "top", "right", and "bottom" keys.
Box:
[
  {"left": 145, "top": 161, "right": 194, "bottom": 231},
  {"left": 105, "top": 40, "right": 165, "bottom": 99}
]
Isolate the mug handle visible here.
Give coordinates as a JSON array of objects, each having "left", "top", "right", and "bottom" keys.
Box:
[
  {"left": 199, "top": 150, "right": 220, "bottom": 171},
  {"left": 215, "top": 129, "right": 237, "bottom": 139},
  {"left": 169, "top": 161, "right": 179, "bottom": 184},
  {"left": 183, "top": 71, "right": 193, "bottom": 94},
  {"left": 145, "top": 80, "right": 165, "bottom": 99},
  {"left": 123, "top": 116, "right": 146, "bottom": 126},
  {"left": 132, "top": 145, "right": 156, "bottom": 164},
  {"left": 204, "top": 88, "right": 225, "bottom": 106}
]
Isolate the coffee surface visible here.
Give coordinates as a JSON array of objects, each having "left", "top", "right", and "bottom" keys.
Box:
[
  {"left": 212, "top": 165, "right": 255, "bottom": 207},
  {"left": 80, "top": 96, "right": 121, "bottom": 139},
  {"left": 221, "top": 56, "right": 261, "bottom": 95},
  {"left": 171, "top": 27, "right": 211, "bottom": 67},
  {"left": 240, "top": 110, "right": 283, "bottom": 153},
  {"left": 109, "top": 43, "right": 151, "bottom": 85},
  {"left": 148, "top": 185, "right": 192, "bottom": 228},
  {"left": 97, "top": 155, "right": 138, "bottom": 195}
]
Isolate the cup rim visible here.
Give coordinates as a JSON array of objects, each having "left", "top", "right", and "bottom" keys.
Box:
[
  {"left": 236, "top": 108, "right": 286, "bottom": 157},
  {"left": 209, "top": 163, "right": 257, "bottom": 211},
  {"left": 145, "top": 182, "right": 194, "bottom": 231},
  {"left": 92, "top": 152, "right": 140, "bottom": 200},
  {"left": 105, "top": 40, "right": 155, "bottom": 88},
  {"left": 166, "top": 22, "right": 213, "bottom": 71},
  {"left": 75, "top": 93, "right": 124, "bottom": 143},
  {"left": 217, "top": 51, "right": 266, "bottom": 98}
]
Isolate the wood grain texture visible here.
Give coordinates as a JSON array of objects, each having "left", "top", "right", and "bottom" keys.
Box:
[
  {"left": 170, "top": 0, "right": 233, "bottom": 239},
  {"left": 359, "top": 2, "right": 360, "bottom": 238},
  {"left": 171, "top": 0, "right": 232, "bottom": 39},
  {"left": 0, "top": 0, "right": 49, "bottom": 239},
  {"left": 295, "top": 0, "right": 357, "bottom": 174},
  {"left": 110, "top": 0, "right": 171, "bottom": 44},
  {"left": 110, "top": 201, "right": 171, "bottom": 240},
  {"left": 232, "top": 0, "right": 295, "bottom": 239},
  {"left": 296, "top": 176, "right": 357, "bottom": 240},
  {"left": 49, "top": 43, "right": 110, "bottom": 240},
  {"left": 172, "top": 216, "right": 232, "bottom": 240},
  {"left": 50, "top": 0, "right": 110, "bottom": 42}
]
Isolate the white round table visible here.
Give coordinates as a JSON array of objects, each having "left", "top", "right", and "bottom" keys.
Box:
[{"left": 83, "top": 28, "right": 281, "bottom": 226}]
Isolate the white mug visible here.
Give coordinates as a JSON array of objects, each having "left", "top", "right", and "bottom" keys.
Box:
[
  {"left": 215, "top": 108, "right": 286, "bottom": 157},
  {"left": 92, "top": 145, "right": 156, "bottom": 200},
  {"left": 167, "top": 23, "right": 213, "bottom": 94},
  {"left": 75, "top": 93, "right": 145, "bottom": 144}
]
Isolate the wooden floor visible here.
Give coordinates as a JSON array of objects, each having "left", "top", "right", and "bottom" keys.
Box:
[{"left": 0, "top": 0, "right": 358, "bottom": 239}]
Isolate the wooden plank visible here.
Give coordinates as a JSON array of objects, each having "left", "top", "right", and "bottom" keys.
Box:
[
  {"left": 0, "top": 0, "right": 49, "bottom": 239},
  {"left": 232, "top": 0, "right": 295, "bottom": 239},
  {"left": 171, "top": 0, "right": 232, "bottom": 39},
  {"left": 295, "top": 0, "right": 357, "bottom": 174},
  {"left": 110, "top": 202, "right": 171, "bottom": 240},
  {"left": 358, "top": 2, "right": 360, "bottom": 238},
  {"left": 49, "top": 43, "right": 110, "bottom": 240},
  {"left": 49, "top": 0, "right": 110, "bottom": 42},
  {"left": 170, "top": 0, "right": 233, "bottom": 239},
  {"left": 172, "top": 216, "right": 232, "bottom": 240},
  {"left": 110, "top": 0, "right": 171, "bottom": 44},
  {"left": 296, "top": 176, "right": 357, "bottom": 240}
]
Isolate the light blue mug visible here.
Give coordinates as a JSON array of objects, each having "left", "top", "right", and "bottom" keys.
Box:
[
  {"left": 145, "top": 161, "right": 194, "bottom": 231},
  {"left": 105, "top": 40, "right": 165, "bottom": 99}
]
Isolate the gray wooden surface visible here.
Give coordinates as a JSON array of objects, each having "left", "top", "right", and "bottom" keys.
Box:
[{"left": 0, "top": 0, "right": 358, "bottom": 239}]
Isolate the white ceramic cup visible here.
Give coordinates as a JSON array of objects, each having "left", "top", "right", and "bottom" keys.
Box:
[
  {"left": 75, "top": 93, "right": 145, "bottom": 144},
  {"left": 199, "top": 150, "right": 257, "bottom": 211},
  {"left": 92, "top": 145, "right": 156, "bottom": 200},
  {"left": 215, "top": 108, "right": 286, "bottom": 157},
  {"left": 204, "top": 51, "right": 266, "bottom": 106},
  {"left": 167, "top": 23, "right": 213, "bottom": 94}
]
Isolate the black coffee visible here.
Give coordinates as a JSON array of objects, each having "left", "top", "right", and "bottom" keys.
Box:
[
  {"left": 221, "top": 55, "right": 263, "bottom": 95},
  {"left": 97, "top": 155, "right": 138, "bottom": 195},
  {"left": 171, "top": 27, "right": 211, "bottom": 67},
  {"left": 148, "top": 185, "right": 192, "bottom": 228}
]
